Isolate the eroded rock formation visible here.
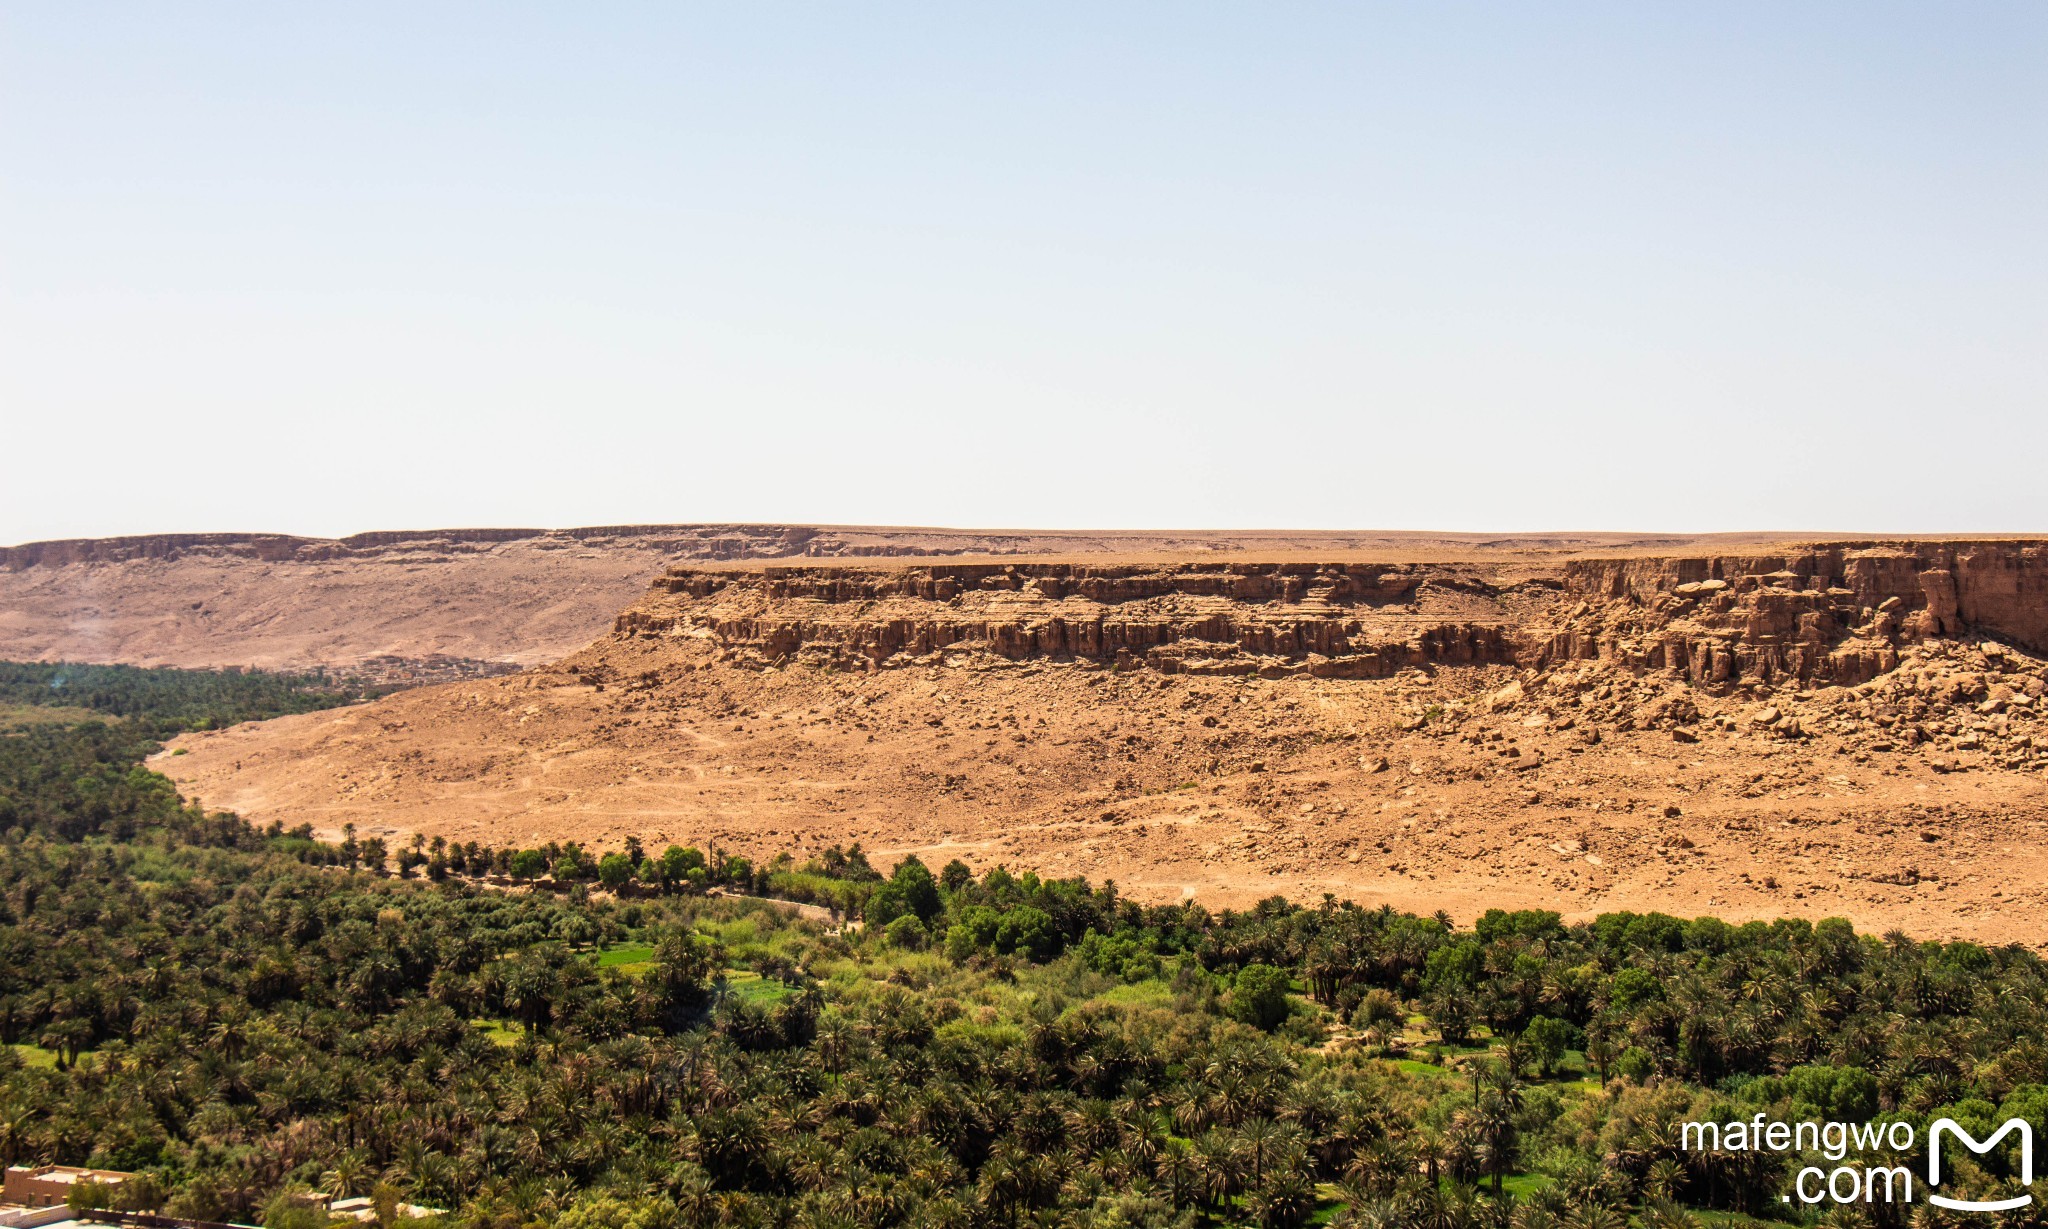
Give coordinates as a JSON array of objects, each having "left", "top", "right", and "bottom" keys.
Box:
[
  {"left": 2, "top": 523, "right": 1865, "bottom": 672},
  {"left": 619, "top": 542, "right": 2048, "bottom": 687}
]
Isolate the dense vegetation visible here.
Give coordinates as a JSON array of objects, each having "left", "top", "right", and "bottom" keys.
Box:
[
  {"left": 0, "top": 660, "right": 376, "bottom": 732},
  {"left": 3, "top": 664, "right": 2044, "bottom": 1228}
]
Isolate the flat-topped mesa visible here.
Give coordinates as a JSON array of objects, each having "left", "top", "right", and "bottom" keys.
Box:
[
  {"left": 617, "top": 561, "right": 1523, "bottom": 678},
  {"left": 616, "top": 546, "right": 2048, "bottom": 686}
]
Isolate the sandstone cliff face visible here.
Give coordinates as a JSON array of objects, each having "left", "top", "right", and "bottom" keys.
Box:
[
  {"left": 7, "top": 526, "right": 2045, "bottom": 678},
  {"left": 619, "top": 543, "right": 2048, "bottom": 688},
  {"left": 621, "top": 561, "right": 1533, "bottom": 678},
  {"left": 1559, "top": 542, "right": 2048, "bottom": 645},
  {"left": 1544, "top": 542, "right": 2048, "bottom": 687}
]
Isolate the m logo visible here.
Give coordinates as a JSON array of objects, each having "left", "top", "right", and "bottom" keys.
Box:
[{"left": 1928, "top": 1117, "right": 2034, "bottom": 1212}]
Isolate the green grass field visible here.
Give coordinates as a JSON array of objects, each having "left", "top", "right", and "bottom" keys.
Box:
[
  {"left": 0, "top": 703, "right": 107, "bottom": 727},
  {"left": 596, "top": 942, "right": 656, "bottom": 968},
  {"left": 10, "top": 1043, "right": 60, "bottom": 1068},
  {"left": 723, "top": 972, "right": 795, "bottom": 1005},
  {"left": 470, "top": 1020, "right": 521, "bottom": 1047},
  {"left": 1092, "top": 979, "right": 1175, "bottom": 1008}
]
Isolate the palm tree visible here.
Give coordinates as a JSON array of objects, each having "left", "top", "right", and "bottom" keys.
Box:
[
  {"left": 321, "top": 1150, "right": 374, "bottom": 1199},
  {"left": 207, "top": 1015, "right": 253, "bottom": 1064},
  {"left": 1173, "top": 1089, "right": 1215, "bottom": 1136},
  {"left": 1247, "top": 1172, "right": 1317, "bottom": 1229},
  {"left": 1236, "top": 1117, "right": 1289, "bottom": 1186},
  {"left": 1440, "top": 1118, "right": 1482, "bottom": 1186},
  {"left": 1117, "top": 1099, "right": 1166, "bottom": 1163},
  {"left": 1064, "top": 1099, "right": 1120, "bottom": 1157},
  {"left": 1194, "top": 1130, "right": 1244, "bottom": 1207},
  {"left": 38, "top": 1017, "right": 90, "bottom": 1069},
  {"left": 0, "top": 1110, "right": 32, "bottom": 1168},
  {"left": 1472, "top": 1062, "right": 1523, "bottom": 1195},
  {"left": 1638, "top": 1197, "right": 1697, "bottom": 1229},
  {"left": 1642, "top": 1158, "right": 1684, "bottom": 1201},
  {"left": 1332, "top": 1193, "right": 1408, "bottom": 1229},
  {"left": 1471, "top": 1100, "right": 1517, "bottom": 1196},
  {"left": 1153, "top": 1140, "right": 1201, "bottom": 1210}
]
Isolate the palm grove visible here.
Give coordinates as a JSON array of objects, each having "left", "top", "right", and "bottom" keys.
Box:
[{"left": 2, "top": 664, "right": 2045, "bottom": 1228}]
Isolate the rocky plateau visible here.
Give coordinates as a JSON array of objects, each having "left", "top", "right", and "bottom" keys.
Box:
[
  {"left": 157, "top": 538, "right": 2048, "bottom": 945},
  {"left": 0, "top": 524, "right": 1815, "bottom": 672}
]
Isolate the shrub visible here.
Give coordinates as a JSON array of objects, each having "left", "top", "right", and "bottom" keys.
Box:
[
  {"left": 884, "top": 914, "right": 928, "bottom": 950},
  {"left": 1229, "top": 963, "right": 1292, "bottom": 1031},
  {"left": 1523, "top": 1014, "right": 1575, "bottom": 1077},
  {"left": 1615, "top": 1046, "right": 1656, "bottom": 1083},
  {"left": 259, "top": 1194, "right": 326, "bottom": 1229},
  {"left": 1351, "top": 988, "right": 1402, "bottom": 1031},
  {"left": 598, "top": 852, "right": 636, "bottom": 890},
  {"left": 996, "top": 906, "right": 1059, "bottom": 962}
]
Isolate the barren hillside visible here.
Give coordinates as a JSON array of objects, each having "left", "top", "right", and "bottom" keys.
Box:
[{"left": 162, "top": 540, "right": 2048, "bottom": 944}]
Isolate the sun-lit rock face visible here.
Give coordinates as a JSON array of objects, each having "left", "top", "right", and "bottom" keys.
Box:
[{"left": 619, "top": 542, "right": 2048, "bottom": 685}]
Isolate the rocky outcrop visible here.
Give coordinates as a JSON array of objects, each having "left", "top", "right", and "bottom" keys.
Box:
[
  {"left": 623, "top": 543, "right": 2048, "bottom": 686},
  {"left": 8, "top": 526, "right": 2045, "bottom": 684},
  {"left": 621, "top": 562, "right": 1523, "bottom": 677},
  {"left": 0, "top": 533, "right": 324, "bottom": 568},
  {"left": 1559, "top": 542, "right": 2048, "bottom": 653}
]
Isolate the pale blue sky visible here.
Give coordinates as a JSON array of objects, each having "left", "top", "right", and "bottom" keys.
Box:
[{"left": 4, "top": 4, "right": 2043, "bottom": 541}]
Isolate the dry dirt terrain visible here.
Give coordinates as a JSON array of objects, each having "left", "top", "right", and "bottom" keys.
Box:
[
  {"left": 2, "top": 524, "right": 1871, "bottom": 675},
  {"left": 160, "top": 539, "right": 2048, "bottom": 946}
]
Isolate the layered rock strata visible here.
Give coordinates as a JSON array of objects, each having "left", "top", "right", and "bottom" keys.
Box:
[{"left": 619, "top": 542, "right": 2048, "bottom": 686}]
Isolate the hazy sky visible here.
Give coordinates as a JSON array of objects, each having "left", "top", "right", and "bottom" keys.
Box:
[{"left": 4, "top": 4, "right": 2044, "bottom": 542}]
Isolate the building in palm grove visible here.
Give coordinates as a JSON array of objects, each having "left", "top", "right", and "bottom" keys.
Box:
[{"left": 1, "top": 1166, "right": 134, "bottom": 1209}]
